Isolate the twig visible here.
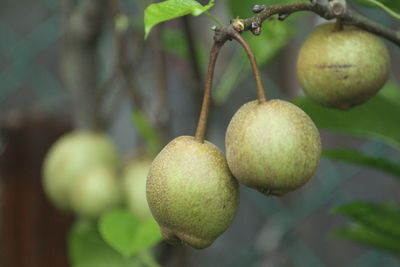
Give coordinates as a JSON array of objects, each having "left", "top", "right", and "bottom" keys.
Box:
[
  {"left": 212, "top": 2, "right": 400, "bottom": 46},
  {"left": 61, "top": 0, "right": 107, "bottom": 130}
]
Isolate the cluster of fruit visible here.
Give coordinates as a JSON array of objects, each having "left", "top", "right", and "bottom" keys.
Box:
[
  {"left": 42, "top": 131, "right": 153, "bottom": 220},
  {"left": 42, "top": 22, "right": 390, "bottom": 251},
  {"left": 147, "top": 22, "right": 390, "bottom": 249}
]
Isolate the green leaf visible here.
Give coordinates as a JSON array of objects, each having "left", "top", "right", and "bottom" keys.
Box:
[
  {"left": 144, "top": 0, "right": 214, "bottom": 39},
  {"left": 333, "top": 202, "right": 400, "bottom": 239},
  {"left": 98, "top": 210, "right": 141, "bottom": 257},
  {"left": 68, "top": 220, "right": 140, "bottom": 267},
  {"left": 379, "top": 82, "right": 400, "bottom": 104},
  {"left": 323, "top": 149, "right": 400, "bottom": 179},
  {"left": 334, "top": 224, "right": 400, "bottom": 254},
  {"left": 352, "top": 0, "right": 400, "bottom": 13},
  {"left": 293, "top": 95, "right": 400, "bottom": 149},
  {"left": 99, "top": 210, "right": 162, "bottom": 258},
  {"left": 132, "top": 111, "right": 161, "bottom": 156}
]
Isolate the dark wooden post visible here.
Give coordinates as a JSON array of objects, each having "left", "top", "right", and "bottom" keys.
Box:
[{"left": 0, "top": 112, "right": 73, "bottom": 267}]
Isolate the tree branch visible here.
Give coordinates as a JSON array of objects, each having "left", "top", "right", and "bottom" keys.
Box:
[
  {"left": 213, "top": 2, "right": 400, "bottom": 47},
  {"left": 61, "top": 0, "right": 107, "bottom": 130}
]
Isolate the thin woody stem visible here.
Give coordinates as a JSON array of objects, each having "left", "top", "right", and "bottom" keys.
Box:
[
  {"left": 231, "top": 31, "right": 266, "bottom": 103},
  {"left": 213, "top": 2, "right": 400, "bottom": 47},
  {"left": 194, "top": 42, "right": 223, "bottom": 142}
]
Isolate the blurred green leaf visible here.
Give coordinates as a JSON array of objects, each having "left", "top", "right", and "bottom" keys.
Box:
[
  {"left": 333, "top": 202, "right": 400, "bottom": 254},
  {"left": 352, "top": 0, "right": 400, "bottom": 12},
  {"left": 379, "top": 82, "right": 400, "bottom": 104},
  {"left": 293, "top": 95, "right": 400, "bottom": 149},
  {"left": 98, "top": 210, "right": 141, "bottom": 257},
  {"left": 132, "top": 111, "right": 162, "bottom": 156},
  {"left": 333, "top": 202, "right": 400, "bottom": 238},
  {"left": 162, "top": 28, "right": 189, "bottom": 59},
  {"left": 334, "top": 224, "right": 400, "bottom": 254},
  {"left": 144, "top": 0, "right": 214, "bottom": 39},
  {"left": 99, "top": 210, "right": 162, "bottom": 258},
  {"left": 323, "top": 149, "right": 400, "bottom": 179},
  {"left": 68, "top": 220, "right": 140, "bottom": 267},
  {"left": 161, "top": 27, "right": 208, "bottom": 64}
]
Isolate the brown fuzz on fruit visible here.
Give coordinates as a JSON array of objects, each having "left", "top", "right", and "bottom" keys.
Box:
[
  {"left": 225, "top": 99, "right": 321, "bottom": 196},
  {"left": 146, "top": 136, "right": 239, "bottom": 249},
  {"left": 297, "top": 22, "right": 390, "bottom": 110}
]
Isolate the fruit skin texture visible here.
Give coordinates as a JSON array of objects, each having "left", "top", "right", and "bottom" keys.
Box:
[
  {"left": 297, "top": 23, "right": 390, "bottom": 110},
  {"left": 42, "top": 131, "right": 118, "bottom": 210},
  {"left": 146, "top": 136, "right": 239, "bottom": 249},
  {"left": 225, "top": 100, "right": 321, "bottom": 196},
  {"left": 122, "top": 158, "right": 153, "bottom": 220},
  {"left": 68, "top": 166, "right": 121, "bottom": 218}
]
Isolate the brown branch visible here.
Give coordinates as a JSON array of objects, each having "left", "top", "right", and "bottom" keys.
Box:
[
  {"left": 61, "top": 0, "right": 107, "bottom": 130},
  {"left": 108, "top": 0, "right": 145, "bottom": 111},
  {"left": 213, "top": 2, "right": 400, "bottom": 47}
]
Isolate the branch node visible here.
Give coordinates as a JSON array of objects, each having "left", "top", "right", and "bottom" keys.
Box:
[
  {"left": 278, "top": 13, "right": 289, "bottom": 21},
  {"left": 231, "top": 17, "right": 245, "bottom": 32},
  {"left": 329, "top": 0, "right": 347, "bottom": 17},
  {"left": 251, "top": 22, "right": 261, "bottom": 36},
  {"left": 252, "top": 5, "right": 266, "bottom": 14}
]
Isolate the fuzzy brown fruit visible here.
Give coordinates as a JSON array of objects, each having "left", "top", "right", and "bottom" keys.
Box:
[
  {"left": 146, "top": 136, "right": 239, "bottom": 249},
  {"left": 225, "top": 99, "right": 321, "bottom": 196},
  {"left": 297, "top": 23, "right": 390, "bottom": 110}
]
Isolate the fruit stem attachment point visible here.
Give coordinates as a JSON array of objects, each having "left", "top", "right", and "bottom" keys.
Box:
[
  {"left": 231, "top": 31, "right": 267, "bottom": 103},
  {"left": 194, "top": 42, "right": 223, "bottom": 143},
  {"left": 334, "top": 17, "right": 344, "bottom": 31}
]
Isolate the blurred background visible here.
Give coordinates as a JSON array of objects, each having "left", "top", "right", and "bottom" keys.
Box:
[{"left": 1, "top": 0, "right": 400, "bottom": 266}]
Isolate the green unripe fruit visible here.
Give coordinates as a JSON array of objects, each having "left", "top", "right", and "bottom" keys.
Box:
[
  {"left": 297, "top": 23, "right": 390, "bottom": 110},
  {"left": 146, "top": 136, "right": 239, "bottom": 249},
  {"left": 68, "top": 166, "right": 121, "bottom": 218},
  {"left": 42, "top": 131, "right": 118, "bottom": 210},
  {"left": 122, "top": 158, "right": 153, "bottom": 220},
  {"left": 225, "top": 100, "right": 321, "bottom": 196}
]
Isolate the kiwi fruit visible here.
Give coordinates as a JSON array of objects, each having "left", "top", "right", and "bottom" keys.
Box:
[
  {"left": 225, "top": 99, "right": 321, "bottom": 196},
  {"left": 146, "top": 136, "right": 239, "bottom": 249},
  {"left": 297, "top": 22, "right": 390, "bottom": 110}
]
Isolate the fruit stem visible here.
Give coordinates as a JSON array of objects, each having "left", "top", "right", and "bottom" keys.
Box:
[
  {"left": 231, "top": 31, "right": 267, "bottom": 103},
  {"left": 194, "top": 42, "right": 223, "bottom": 143},
  {"left": 334, "top": 17, "right": 344, "bottom": 31}
]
